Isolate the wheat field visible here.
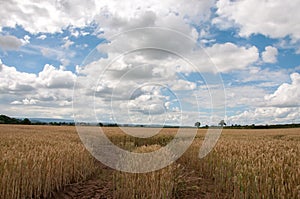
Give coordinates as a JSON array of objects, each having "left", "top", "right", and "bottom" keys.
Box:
[
  {"left": 0, "top": 125, "right": 299, "bottom": 198},
  {"left": 0, "top": 125, "right": 96, "bottom": 199},
  {"left": 187, "top": 129, "right": 300, "bottom": 198}
]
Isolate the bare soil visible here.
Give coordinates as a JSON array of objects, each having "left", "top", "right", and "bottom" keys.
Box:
[
  {"left": 50, "top": 163, "right": 226, "bottom": 199},
  {"left": 50, "top": 163, "right": 114, "bottom": 199}
]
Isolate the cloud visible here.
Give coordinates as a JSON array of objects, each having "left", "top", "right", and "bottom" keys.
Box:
[
  {"left": 95, "top": 0, "right": 214, "bottom": 35},
  {"left": 232, "top": 67, "right": 290, "bottom": 87},
  {"left": 205, "top": 42, "right": 259, "bottom": 72},
  {"left": 39, "top": 46, "right": 74, "bottom": 66},
  {"left": 0, "top": 0, "right": 214, "bottom": 34},
  {"left": 2, "top": 0, "right": 298, "bottom": 126},
  {"left": 10, "top": 101, "right": 22, "bottom": 105},
  {"left": 94, "top": 39, "right": 258, "bottom": 82},
  {"left": 12, "top": 98, "right": 38, "bottom": 105},
  {"left": 37, "top": 35, "right": 47, "bottom": 40},
  {"left": 264, "top": 73, "right": 300, "bottom": 107},
  {"left": 0, "top": 0, "right": 97, "bottom": 34},
  {"left": 114, "top": 85, "right": 184, "bottom": 124},
  {"left": 0, "top": 60, "right": 77, "bottom": 118},
  {"left": 0, "top": 0, "right": 211, "bottom": 121},
  {"left": 214, "top": 0, "right": 300, "bottom": 40},
  {"left": 0, "top": 35, "right": 23, "bottom": 51},
  {"left": 229, "top": 107, "right": 300, "bottom": 125},
  {"left": 0, "top": 61, "right": 76, "bottom": 92},
  {"left": 37, "top": 64, "right": 76, "bottom": 88},
  {"left": 23, "top": 98, "right": 37, "bottom": 105},
  {"left": 0, "top": 63, "right": 36, "bottom": 92},
  {"left": 58, "top": 100, "right": 72, "bottom": 106},
  {"left": 127, "top": 96, "right": 166, "bottom": 115},
  {"left": 262, "top": 46, "right": 278, "bottom": 63},
  {"left": 171, "top": 79, "right": 196, "bottom": 91},
  {"left": 0, "top": 59, "right": 3, "bottom": 71},
  {"left": 1, "top": 102, "right": 74, "bottom": 119},
  {"left": 228, "top": 73, "right": 300, "bottom": 125},
  {"left": 62, "top": 37, "right": 74, "bottom": 49},
  {"left": 40, "top": 47, "right": 64, "bottom": 58},
  {"left": 22, "top": 35, "right": 31, "bottom": 45},
  {"left": 225, "top": 85, "right": 267, "bottom": 108}
]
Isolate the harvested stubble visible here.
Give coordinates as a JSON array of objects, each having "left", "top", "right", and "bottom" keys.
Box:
[{"left": 0, "top": 125, "right": 96, "bottom": 199}]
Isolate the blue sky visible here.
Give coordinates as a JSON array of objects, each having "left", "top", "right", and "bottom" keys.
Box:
[{"left": 0, "top": 0, "right": 299, "bottom": 126}]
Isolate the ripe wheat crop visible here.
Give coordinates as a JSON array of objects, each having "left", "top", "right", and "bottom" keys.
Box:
[
  {"left": 0, "top": 125, "right": 96, "bottom": 199},
  {"left": 182, "top": 129, "right": 300, "bottom": 198},
  {"left": 0, "top": 125, "right": 299, "bottom": 198}
]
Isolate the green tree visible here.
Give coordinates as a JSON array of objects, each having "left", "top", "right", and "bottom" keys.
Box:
[
  {"left": 218, "top": 120, "right": 226, "bottom": 127},
  {"left": 195, "top": 122, "right": 201, "bottom": 128},
  {"left": 22, "top": 118, "right": 31, "bottom": 125}
]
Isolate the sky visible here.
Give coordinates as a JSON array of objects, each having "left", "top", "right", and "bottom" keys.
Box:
[{"left": 0, "top": 0, "right": 299, "bottom": 126}]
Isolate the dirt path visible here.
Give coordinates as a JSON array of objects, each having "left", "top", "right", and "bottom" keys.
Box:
[
  {"left": 50, "top": 164, "right": 114, "bottom": 199},
  {"left": 50, "top": 164, "right": 225, "bottom": 199},
  {"left": 50, "top": 177, "right": 223, "bottom": 199},
  {"left": 50, "top": 178, "right": 113, "bottom": 199}
]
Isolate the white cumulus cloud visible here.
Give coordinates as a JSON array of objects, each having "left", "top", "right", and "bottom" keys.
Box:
[
  {"left": 228, "top": 73, "right": 300, "bottom": 125},
  {"left": 262, "top": 46, "right": 278, "bottom": 63},
  {"left": 0, "top": 63, "right": 36, "bottom": 92},
  {"left": 0, "top": 60, "right": 77, "bottom": 118},
  {"left": 23, "top": 98, "right": 38, "bottom": 105},
  {"left": 214, "top": 0, "right": 300, "bottom": 40},
  {"left": 0, "top": 0, "right": 215, "bottom": 35},
  {"left": 265, "top": 73, "right": 300, "bottom": 107},
  {"left": 205, "top": 42, "right": 259, "bottom": 72},
  {"left": 37, "top": 64, "right": 76, "bottom": 88}
]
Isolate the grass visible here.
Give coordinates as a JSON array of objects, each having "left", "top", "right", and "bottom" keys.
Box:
[{"left": 0, "top": 125, "right": 299, "bottom": 198}]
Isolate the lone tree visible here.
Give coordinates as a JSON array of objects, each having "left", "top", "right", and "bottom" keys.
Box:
[
  {"left": 195, "top": 122, "right": 201, "bottom": 128},
  {"left": 218, "top": 120, "right": 226, "bottom": 127}
]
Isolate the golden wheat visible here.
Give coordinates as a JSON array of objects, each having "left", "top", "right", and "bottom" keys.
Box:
[
  {"left": 113, "top": 144, "right": 182, "bottom": 199},
  {"left": 1, "top": 125, "right": 299, "bottom": 198},
  {"left": 184, "top": 129, "right": 300, "bottom": 198},
  {"left": 0, "top": 125, "right": 96, "bottom": 199}
]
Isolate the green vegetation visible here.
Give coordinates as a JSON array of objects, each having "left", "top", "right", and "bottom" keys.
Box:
[
  {"left": 224, "top": 123, "right": 300, "bottom": 129},
  {"left": 1, "top": 114, "right": 300, "bottom": 129},
  {"left": 0, "top": 114, "right": 31, "bottom": 125}
]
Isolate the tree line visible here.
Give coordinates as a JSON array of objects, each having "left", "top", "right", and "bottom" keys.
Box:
[
  {"left": 194, "top": 120, "right": 300, "bottom": 129},
  {"left": 0, "top": 115, "right": 31, "bottom": 125},
  {"left": 1, "top": 114, "right": 299, "bottom": 129},
  {"left": 0, "top": 115, "right": 75, "bottom": 126}
]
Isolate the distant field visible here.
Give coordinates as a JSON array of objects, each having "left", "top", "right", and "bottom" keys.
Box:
[{"left": 0, "top": 125, "right": 299, "bottom": 198}]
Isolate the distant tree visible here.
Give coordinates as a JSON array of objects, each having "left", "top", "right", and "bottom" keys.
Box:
[
  {"left": 99, "top": 122, "right": 104, "bottom": 127},
  {"left": 195, "top": 122, "right": 201, "bottom": 128},
  {"left": 218, "top": 120, "right": 226, "bottom": 127},
  {"left": 22, "top": 118, "right": 31, "bottom": 125}
]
